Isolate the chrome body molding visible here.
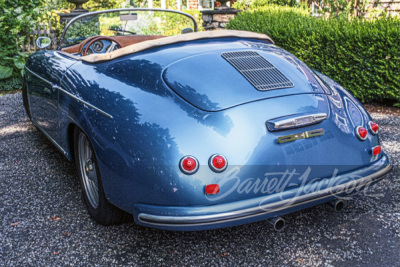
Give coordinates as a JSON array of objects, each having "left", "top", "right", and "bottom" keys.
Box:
[
  {"left": 54, "top": 86, "right": 113, "bottom": 119},
  {"left": 138, "top": 162, "right": 392, "bottom": 227},
  {"left": 267, "top": 113, "right": 328, "bottom": 131},
  {"left": 25, "top": 66, "right": 113, "bottom": 119},
  {"left": 31, "top": 119, "right": 67, "bottom": 156},
  {"left": 25, "top": 66, "right": 53, "bottom": 86}
]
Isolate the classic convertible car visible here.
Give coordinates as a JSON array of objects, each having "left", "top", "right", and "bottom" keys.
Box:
[{"left": 23, "top": 8, "right": 392, "bottom": 231}]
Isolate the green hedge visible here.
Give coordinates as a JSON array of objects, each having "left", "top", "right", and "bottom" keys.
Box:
[
  {"left": 0, "top": 77, "right": 23, "bottom": 93},
  {"left": 232, "top": 0, "right": 299, "bottom": 10},
  {"left": 227, "top": 6, "right": 400, "bottom": 104}
]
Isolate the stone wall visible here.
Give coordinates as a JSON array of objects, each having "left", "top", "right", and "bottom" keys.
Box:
[{"left": 201, "top": 9, "right": 240, "bottom": 30}]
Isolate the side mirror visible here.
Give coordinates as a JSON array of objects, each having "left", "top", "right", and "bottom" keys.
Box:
[
  {"left": 36, "top": 37, "right": 51, "bottom": 49},
  {"left": 181, "top": 27, "right": 193, "bottom": 34}
]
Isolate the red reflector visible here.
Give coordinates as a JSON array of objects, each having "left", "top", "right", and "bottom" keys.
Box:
[
  {"left": 205, "top": 184, "right": 220, "bottom": 194},
  {"left": 358, "top": 127, "right": 368, "bottom": 139},
  {"left": 209, "top": 154, "right": 228, "bottom": 172},
  {"left": 183, "top": 158, "right": 196, "bottom": 171},
  {"left": 213, "top": 156, "right": 226, "bottom": 169},
  {"left": 355, "top": 126, "right": 368, "bottom": 141},
  {"left": 179, "top": 156, "right": 199, "bottom": 175},
  {"left": 372, "top": 146, "right": 381, "bottom": 156},
  {"left": 368, "top": 121, "right": 379, "bottom": 135}
]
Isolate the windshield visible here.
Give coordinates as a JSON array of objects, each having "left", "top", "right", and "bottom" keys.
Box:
[{"left": 60, "top": 9, "right": 197, "bottom": 48}]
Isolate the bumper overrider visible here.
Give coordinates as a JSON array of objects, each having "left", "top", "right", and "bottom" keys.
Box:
[{"left": 135, "top": 154, "right": 392, "bottom": 231}]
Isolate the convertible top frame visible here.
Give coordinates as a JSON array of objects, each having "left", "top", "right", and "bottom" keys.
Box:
[{"left": 58, "top": 8, "right": 199, "bottom": 50}]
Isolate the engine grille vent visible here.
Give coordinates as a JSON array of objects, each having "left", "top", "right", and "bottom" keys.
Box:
[{"left": 221, "top": 51, "right": 294, "bottom": 91}]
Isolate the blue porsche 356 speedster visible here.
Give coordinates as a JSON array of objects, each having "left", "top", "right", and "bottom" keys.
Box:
[{"left": 23, "top": 8, "right": 392, "bottom": 231}]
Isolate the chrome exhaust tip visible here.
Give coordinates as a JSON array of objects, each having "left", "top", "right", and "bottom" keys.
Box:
[
  {"left": 328, "top": 199, "right": 345, "bottom": 212},
  {"left": 268, "top": 217, "right": 285, "bottom": 231}
]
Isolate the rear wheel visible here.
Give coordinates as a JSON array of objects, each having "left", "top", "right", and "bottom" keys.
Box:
[{"left": 74, "top": 127, "right": 131, "bottom": 225}]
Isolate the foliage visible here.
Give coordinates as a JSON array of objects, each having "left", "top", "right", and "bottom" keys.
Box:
[
  {"left": 232, "top": 0, "right": 300, "bottom": 10},
  {"left": 151, "top": 0, "right": 177, "bottom": 9},
  {"left": 311, "top": 0, "right": 400, "bottom": 19},
  {"left": 227, "top": 5, "right": 400, "bottom": 104},
  {"left": 62, "top": 10, "right": 202, "bottom": 47},
  {"left": 0, "top": 66, "right": 13, "bottom": 80},
  {"left": 85, "top": 0, "right": 128, "bottom": 11},
  {"left": 153, "top": 10, "right": 203, "bottom": 35},
  {"left": 0, "top": 0, "right": 44, "bottom": 81},
  {"left": 63, "top": 16, "right": 101, "bottom": 46},
  {"left": 41, "top": 0, "right": 74, "bottom": 11},
  {"left": 0, "top": 77, "right": 23, "bottom": 92},
  {"left": 41, "top": 0, "right": 128, "bottom": 11},
  {"left": 126, "top": 10, "right": 202, "bottom": 35},
  {"left": 312, "top": 0, "right": 369, "bottom": 19},
  {"left": 9, "top": 52, "right": 29, "bottom": 78},
  {"left": 232, "top": 0, "right": 394, "bottom": 19},
  {"left": 364, "top": 2, "right": 398, "bottom": 20},
  {"left": 183, "top": 10, "right": 204, "bottom": 32}
]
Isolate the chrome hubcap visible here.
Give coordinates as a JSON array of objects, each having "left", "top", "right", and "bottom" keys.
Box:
[
  {"left": 85, "top": 159, "right": 94, "bottom": 174},
  {"left": 78, "top": 133, "right": 99, "bottom": 208}
]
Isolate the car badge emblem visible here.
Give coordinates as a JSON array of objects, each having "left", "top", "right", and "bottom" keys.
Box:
[{"left": 277, "top": 128, "right": 325, "bottom": 144}]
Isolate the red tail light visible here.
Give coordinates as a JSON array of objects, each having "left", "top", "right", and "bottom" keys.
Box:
[
  {"left": 368, "top": 121, "right": 379, "bottom": 135},
  {"left": 205, "top": 184, "right": 220, "bottom": 194},
  {"left": 179, "top": 156, "right": 199, "bottom": 175},
  {"left": 209, "top": 154, "right": 228, "bottom": 172},
  {"left": 355, "top": 126, "right": 368, "bottom": 141},
  {"left": 372, "top": 146, "right": 381, "bottom": 156}
]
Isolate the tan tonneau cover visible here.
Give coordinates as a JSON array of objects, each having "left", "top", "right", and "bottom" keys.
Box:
[{"left": 80, "top": 30, "right": 274, "bottom": 63}]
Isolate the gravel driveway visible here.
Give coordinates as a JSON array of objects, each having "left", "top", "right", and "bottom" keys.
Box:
[{"left": 1, "top": 93, "right": 399, "bottom": 266}]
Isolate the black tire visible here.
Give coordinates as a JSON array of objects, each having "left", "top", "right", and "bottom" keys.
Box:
[
  {"left": 21, "top": 76, "right": 31, "bottom": 119},
  {"left": 73, "top": 127, "right": 131, "bottom": 225}
]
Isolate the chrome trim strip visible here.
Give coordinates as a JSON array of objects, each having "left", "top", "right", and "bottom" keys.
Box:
[
  {"left": 138, "top": 162, "right": 392, "bottom": 227},
  {"left": 271, "top": 113, "right": 327, "bottom": 130},
  {"left": 25, "top": 66, "right": 113, "bottom": 119},
  {"left": 54, "top": 86, "right": 113, "bottom": 119},
  {"left": 32, "top": 119, "right": 67, "bottom": 156},
  {"left": 25, "top": 66, "right": 53, "bottom": 86}
]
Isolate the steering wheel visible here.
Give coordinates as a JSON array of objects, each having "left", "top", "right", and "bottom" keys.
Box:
[{"left": 81, "top": 36, "right": 123, "bottom": 56}]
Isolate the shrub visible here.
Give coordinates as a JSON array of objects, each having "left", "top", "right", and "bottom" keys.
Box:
[
  {"left": 232, "top": 0, "right": 300, "bottom": 10},
  {"left": 0, "top": 77, "right": 23, "bottom": 92},
  {"left": 227, "top": 6, "right": 400, "bottom": 104},
  {"left": 0, "top": 0, "right": 44, "bottom": 83}
]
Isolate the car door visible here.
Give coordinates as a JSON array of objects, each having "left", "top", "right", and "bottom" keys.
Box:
[{"left": 25, "top": 50, "right": 76, "bottom": 145}]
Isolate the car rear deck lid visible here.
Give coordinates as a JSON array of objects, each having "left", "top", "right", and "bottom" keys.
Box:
[{"left": 163, "top": 49, "right": 328, "bottom": 111}]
